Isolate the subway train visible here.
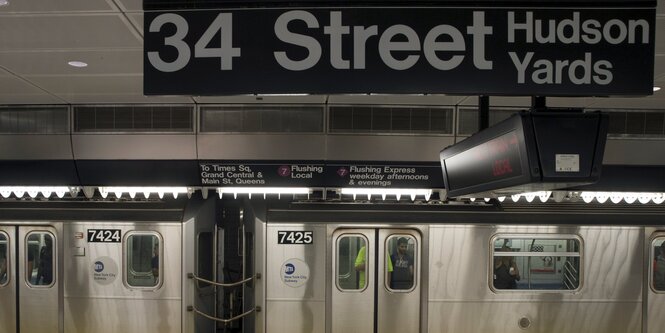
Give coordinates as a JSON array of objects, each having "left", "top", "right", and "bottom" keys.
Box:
[
  {"left": 1, "top": 104, "right": 665, "bottom": 332},
  {"left": 1, "top": 195, "right": 665, "bottom": 333}
]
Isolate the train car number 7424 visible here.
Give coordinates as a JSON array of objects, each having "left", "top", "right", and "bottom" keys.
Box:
[
  {"left": 87, "top": 229, "right": 122, "bottom": 243},
  {"left": 278, "top": 231, "right": 313, "bottom": 244}
]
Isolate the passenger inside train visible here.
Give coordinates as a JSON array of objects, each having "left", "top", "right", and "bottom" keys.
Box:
[
  {"left": 0, "top": 253, "right": 7, "bottom": 285},
  {"left": 354, "top": 245, "right": 393, "bottom": 289},
  {"left": 0, "top": 235, "right": 6, "bottom": 285},
  {"left": 654, "top": 242, "right": 665, "bottom": 291},
  {"left": 493, "top": 245, "right": 521, "bottom": 289},
  {"left": 390, "top": 237, "right": 415, "bottom": 290},
  {"left": 27, "top": 251, "right": 34, "bottom": 283},
  {"left": 127, "top": 234, "right": 161, "bottom": 287},
  {"left": 152, "top": 243, "right": 159, "bottom": 283},
  {"left": 354, "top": 245, "right": 369, "bottom": 288},
  {"left": 36, "top": 236, "right": 53, "bottom": 285}
]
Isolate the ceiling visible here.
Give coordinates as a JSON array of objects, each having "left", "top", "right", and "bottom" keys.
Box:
[{"left": 0, "top": 0, "right": 663, "bottom": 108}]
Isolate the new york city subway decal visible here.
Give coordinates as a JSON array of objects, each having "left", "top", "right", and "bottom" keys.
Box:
[{"left": 144, "top": 7, "right": 655, "bottom": 96}]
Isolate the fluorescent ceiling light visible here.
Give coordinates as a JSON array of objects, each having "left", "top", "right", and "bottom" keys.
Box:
[
  {"left": 256, "top": 93, "right": 309, "bottom": 97},
  {"left": 0, "top": 186, "right": 79, "bottom": 199},
  {"left": 580, "top": 191, "right": 664, "bottom": 204},
  {"left": 504, "top": 191, "right": 551, "bottom": 203},
  {"left": 217, "top": 187, "right": 310, "bottom": 199},
  {"left": 340, "top": 188, "right": 432, "bottom": 201},
  {"left": 0, "top": 0, "right": 8, "bottom": 6},
  {"left": 507, "top": 191, "right": 664, "bottom": 204},
  {"left": 68, "top": 61, "right": 88, "bottom": 68},
  {"left": 98, "top": 186, "right": 190, "bottom": 199},
  {"left": 654, "top": 86, "right": 661, "bottom": 92}
]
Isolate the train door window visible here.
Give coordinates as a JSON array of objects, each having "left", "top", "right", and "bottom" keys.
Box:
[
  {"left": 125, "top": 232, "right": 161, "bottom": 288},
  {"left": 0, "top": 232, "right": 8, "bottom": 286},
  {"left": 336, "top": 235, "right": 368, "bottom": 291},
  {"left": 26, "top": 232, "right": 55, "bottom": 287},
  {"left": 386, "top": 235, "right": 417, "bottom": 291},
  {"left": 491, "top": 235, "right": 581, "bottom": 291},
  {"left": 651, "top": 237, "right": 665, "bottom": 292}
]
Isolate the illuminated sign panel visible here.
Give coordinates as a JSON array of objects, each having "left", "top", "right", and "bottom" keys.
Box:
[{"left": 440, "top": 112, "right": 608, "bottom": 198}]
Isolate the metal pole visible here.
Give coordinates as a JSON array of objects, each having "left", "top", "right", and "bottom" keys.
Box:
[
  {"left": 240, "top": 208, "right": 246, "bottom": 333},
  {"left": 479, "top": 95, "right": 490, "bottom": 131},
  {"left": 531, "top": 96, "right": 546, "bottom": 112}
]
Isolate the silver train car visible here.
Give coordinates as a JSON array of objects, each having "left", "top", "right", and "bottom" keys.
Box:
[{"left": 2, "top": 198, "right": 665, "bottom": 333}]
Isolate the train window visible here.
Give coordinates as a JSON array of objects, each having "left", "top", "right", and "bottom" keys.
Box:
[
  {"left": 337, "top": 235, "right": 368, "bottom": 291},
  {"left": 386, "top": 235, "right": 417, "bottom": 292},
  {"left": 651, "top": 238, "right": 665, "bottom": 292},
  {"left": 0, "top": 232, "right": 8, "bottom": 286},
  {"left": 125, "top": 233, "right": 161, "bottom": 288},
  {"left": 26, "top": 232, "right": 55, "bottom": 287},
  {"left": 491, "top": 236, "right": 581, "bottom": 292}
]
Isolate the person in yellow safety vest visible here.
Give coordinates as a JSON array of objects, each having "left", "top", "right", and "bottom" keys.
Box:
[{"left": 354, "top": 246, "right": 393, "bottom": 289}]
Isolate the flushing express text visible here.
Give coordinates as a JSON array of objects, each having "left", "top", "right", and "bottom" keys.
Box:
[{"left": 144, "top": 7, "right": 654, "bottom": 96}]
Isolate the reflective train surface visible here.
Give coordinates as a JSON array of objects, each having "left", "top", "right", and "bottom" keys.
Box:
[{"left": 2, "top": 196, "right": 665, "bottom": 333}]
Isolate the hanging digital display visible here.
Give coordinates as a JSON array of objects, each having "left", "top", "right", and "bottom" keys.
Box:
[
  {"left": 444, "top": 130, "right": 525, "bottom": 191},
  {"left": 440, "top": 112, "right": 609, "bottom": 198}
]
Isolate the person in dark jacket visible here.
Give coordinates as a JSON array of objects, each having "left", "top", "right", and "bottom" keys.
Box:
[
  {"left": 151, "top": 243, "right": 159, "bottom": 283},
  {"left": 0, "top": 254, "right": 7, "bottom": 284},
  {"left": 390, "top": 237, "right": 414, "bottom": 289},
  {"left": 494, "top": 245, "right": 520, "bottom": 289},
  {"left": 654, "top": 242, "right": 665, "bottom": 291},
  {"left": 37, "top": 236, "right": 53, "bottom": 285}
]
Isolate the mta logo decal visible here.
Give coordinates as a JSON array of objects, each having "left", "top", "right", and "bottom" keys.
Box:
[
  {"left": 94, "top": 261, "right": 104, "bottom": 273},
  {"left": 284, "top": 263, "right": 295, "bottom": 275}
]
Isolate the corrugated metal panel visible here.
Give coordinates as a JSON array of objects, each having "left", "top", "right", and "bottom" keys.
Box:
[
  {"left": 74, "top": 105, "right": 193, "bottom": 133},
  {"left": 0, "top": 106, "right": 68, "bottom": 134}
]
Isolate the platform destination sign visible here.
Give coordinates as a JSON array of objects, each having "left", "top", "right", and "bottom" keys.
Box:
[
  {"left": 200, "top": 162, "right": 326, "bottom": 186},
  {"left": 199, "top": 161, "right": 445, "bottom": 188},
  {"left": 144, "top": 6, "right": 655, "bottom": 96},
  {"left": 325, "top": 163, "right": 444, "bottom": 188}
]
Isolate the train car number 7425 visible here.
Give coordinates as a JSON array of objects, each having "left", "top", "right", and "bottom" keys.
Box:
[
  {"left": 87, "top": 229, "right": 122, "bottom": 243},
  {"left": 278, "top": 231, "right": 313, "bottom": 244}
]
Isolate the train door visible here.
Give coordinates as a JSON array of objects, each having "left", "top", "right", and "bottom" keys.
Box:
[
  {"left": 0, "top": 225, "right": 60, "bottom": 333},
  {"left": 332, "top": 228, "right": 421, "bottom": 333},
  {"left": 648, "top": 232, "right": 665, "bottom": 333},
  {"left": 0, "top": 225, "right": 17, "bottom": 333}
]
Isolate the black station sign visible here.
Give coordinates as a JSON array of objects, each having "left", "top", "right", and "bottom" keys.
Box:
[
  {"left": 325, "top": 163, "right": 444, "bottom": 188},
  {"left": 199, "top": 161, "right": 445, "bottom": 188},
  {"left": 440, "top": 111, "right": 609, "bottom": 197},
  {"left": 200, "top": 162, "right": 326, "bottom": 186},
  {"left": 144, "top": 6, "right": 655, "bottom": 96}
]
